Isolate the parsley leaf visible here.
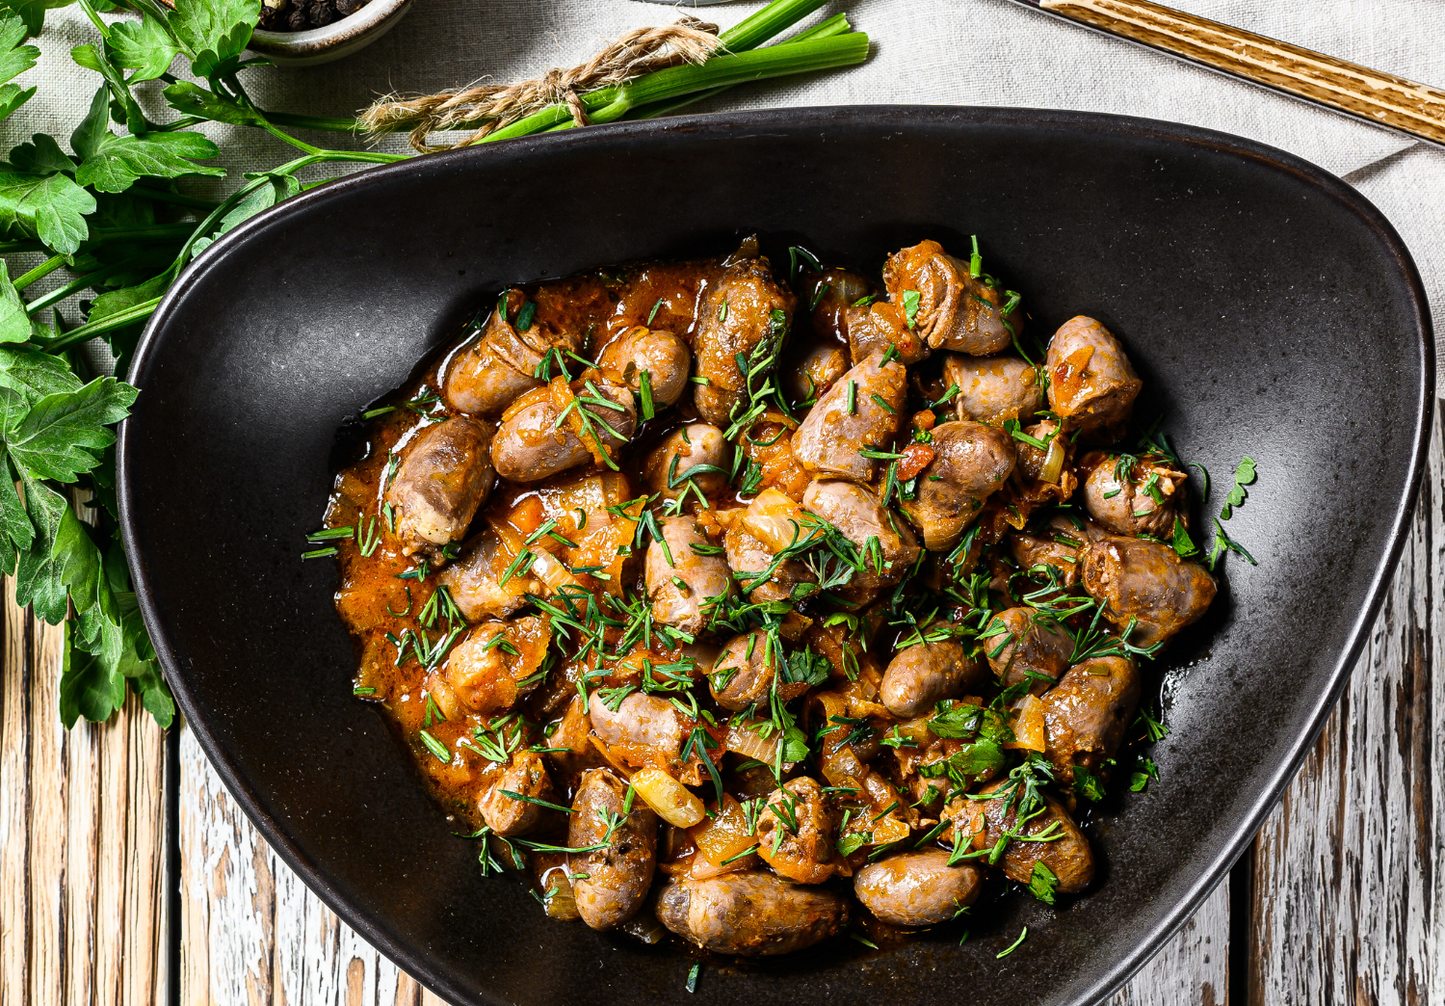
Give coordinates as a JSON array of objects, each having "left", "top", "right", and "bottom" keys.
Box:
[
  {"left": 106, "top": 15, "right": 181, "bottom": 82},
  {"left": 167, "top": 0, "right": 259, "bottom": 78},
  {"left": 70, "top": 43, "right": 146, "bottom": 136},
  {"left": 784, "top": 646, "right": 830, "bottom": 687},
  {"left": 901, "top": 288, "right": 921, "bottom": 329},
  {"left": 13, "top": 476, "right": 71, "bottom": 621},
  {"left": 1129, "top": 756, "right": 1159, "bottom": 792},
  {"left": 60, "top": 619, "right": 125, "bottom": 726},
  {"left": 927, "top": 700, "right": 984, "bottom": 739},
  {"left": 1171, "top": 514, "right": 1196, "bottom": 558},
  {"left": 0, "top": 168, "right": 95, "bottom": 253},
  {"left": 1073, "top": 765, "right": 1106, "bottom": 803},
  {"left": 0, "top": 81, "right": 35, "bottom": 125},
  {"left": 162, "top": 79, "right": 266, "bottom": 127},
  {"left": 0, "top": 454, "right": 30, "bottom": 553},
  {"left": 0, "top": 14, "right": 37, "bottom": 85},
  {"left": 5, "top": 376, "right": 137, "bottom": 482},
  {"left": 204, "top": 173, "right": 300, "bottom": 242},
  {"left": 0, "top": 0, "right": 70, "bottom": 38},
  {"left": 1220, "top": 455, "right": 1256, "bottom": 519},
  {"left": 1028, "top": 861, "right": 1058, "bottom": 905},
  {"left": 75, "top": 128, "right": 225, "bottom": 194},
  {"left": 0, "top": 343, "right": 83, "bottom": 401},
  {"left": 0, "top": 260, "right": 31, "bottom": 344},
  {"left": 1206, "top": 517, "right": 1257, "bottom": 571},
  {"left": 9, "top": 132, "right": 73, "bottom": 175}
]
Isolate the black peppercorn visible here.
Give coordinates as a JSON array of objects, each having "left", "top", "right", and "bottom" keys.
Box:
[{"left": 259, "top": 0, "right": 373, "bottom": 32}]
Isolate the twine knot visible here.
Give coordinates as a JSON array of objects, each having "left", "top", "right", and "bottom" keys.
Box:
[{"left": 358, "top": 16, "right": 722, "bottom": 152}]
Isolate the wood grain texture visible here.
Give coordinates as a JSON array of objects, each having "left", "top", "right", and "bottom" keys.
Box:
[
  {"left": 178, "top": 721, "right": 446, "bottom": 1006},
  {"left": 0, "top": 582, "right": 169, "bottom": 1006},
  {"left": 1244, "top": 402, "right": 1444, "bottom": 1004},
  {"left": 1039, "top": 0, "right": 1445, "bottom": 145},
  {"left": 180, "top": 715, "right": 1227, "bottom": 1006},
  {"left": 1110, "top": 882, "right": 1228, "bottom": 1006}
]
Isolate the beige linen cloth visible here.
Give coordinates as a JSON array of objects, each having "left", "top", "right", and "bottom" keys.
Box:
[{"left": 7, "top": 0, "right": 1445, "bottom": 380}]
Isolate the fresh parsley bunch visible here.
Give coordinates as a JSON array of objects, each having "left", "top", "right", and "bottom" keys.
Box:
[{"left": 0, "top": 0, "right": 408, "bottom": 729}]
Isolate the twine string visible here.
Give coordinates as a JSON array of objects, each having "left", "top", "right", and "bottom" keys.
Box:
[{"left": 357, "top": 16, "right": 722, "bottom": 152}]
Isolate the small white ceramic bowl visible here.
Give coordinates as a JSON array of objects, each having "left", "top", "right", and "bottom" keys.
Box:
[{"left": 248, "top": 0, "right": 413, "bottom": 67}]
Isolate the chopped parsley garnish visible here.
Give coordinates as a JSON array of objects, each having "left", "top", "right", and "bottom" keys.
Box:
[
  {"left": 901, "top": 289, "right": 921, "bottom": 329},
  {"left": 1130, "top": 756, "right": 1160, "bottom": 792},
  {"left": 1220, "top": 455, "right": 1257, "bottom": 519},
  {"left": 996, "top": 926, "right": 1027, "bottom": 959},
  {"left": 1028, "top": 861, "right": 1058, "bottom": 905}
]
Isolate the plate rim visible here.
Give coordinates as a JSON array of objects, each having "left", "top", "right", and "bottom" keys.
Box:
[{"left": 117, "top": 103, "right": 1436, "bottom": 1006}]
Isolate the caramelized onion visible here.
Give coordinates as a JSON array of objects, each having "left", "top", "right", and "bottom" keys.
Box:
[
  {"left": 632, "top": 768, "right": 706, "bottom": 827},
  {"left": 1004, "top": 693, "right": 1046, "bottom": 752},
  {"left": 538, "top": 865, "right": 580, "bottom": 921},
  {"left": 1040, "top": 435, "right": 1065, "bottom": 484},
  {"left": 688, "top": 795, "right": 759, "bottom": 878},
  {"left": 530, "top": 551, "right": 581, "bottom": 593},
  {"left": 740, "top": 488, "right": 819, "bottom": 554},
  {"left": 723, "top": 719, "right": 781, "bottom": 764}
]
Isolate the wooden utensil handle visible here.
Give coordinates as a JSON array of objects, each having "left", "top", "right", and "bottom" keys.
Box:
[{"left": 1041, "top": 0, "right": 1445, "bottom": 146}]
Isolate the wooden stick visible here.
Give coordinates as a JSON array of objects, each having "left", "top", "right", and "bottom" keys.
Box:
[{"left": 1039, "top": 0, "right": 1445, "bottom": 146}]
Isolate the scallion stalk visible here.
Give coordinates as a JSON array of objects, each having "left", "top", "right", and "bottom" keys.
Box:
[
  {"left": 571, "top": 34, "right": 870, "bottom": 128},
  {"left": 716, "top": 0, "right": 831, "bottom": 52},
  {"left": 626, "top": 13, "right": 856, "bottom": 122},
  {"left": 479, "top": 0, "right": 859, "bottom": 145}
]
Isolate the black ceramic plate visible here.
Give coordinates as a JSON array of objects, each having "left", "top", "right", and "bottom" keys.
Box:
[{"left": 118, "top": 107, "right": 1432, "bottom": 1006}]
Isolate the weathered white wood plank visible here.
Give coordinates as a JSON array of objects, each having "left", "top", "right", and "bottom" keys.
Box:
[
  {"left": 1112, "top": 882, "right": 1229, "bottom": 1005},
  {"left": 1, "top": 589, "right": 32, "bottom": 1006},
  {"left": 179, "top": 719, "right": 431, "bottom": 1006},
  {"left": 0, "top": 584, "right": 169, "bottom": 1006},
  {"left": 181, "top": 713, "right": 1226, "bottom": 1006},
  {"left": 1246, "top": 402, "right": 1444, "bottom": 1004},
  {"left": 28, "top": 617, "right": 66, "bottom": 1006}
]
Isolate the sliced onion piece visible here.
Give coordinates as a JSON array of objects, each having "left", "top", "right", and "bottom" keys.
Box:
[
  {"left": 689, "top": 794, "right": 759, "bottom": 879},
  {"left": 529, "top": 550, "right": 581, "bottom": 593},
  {"left": 723, "top": 718, "right": 781, "bottom": 764},
  {"left": 1003, "top": 693, "right": 1047, "bottom": 752},
  {"left": 631, "top": 767, "right": 705, "bottom": 827},
  {"left": 741, "top": 488, "right": 819, "bottom": 554},
  {"left": 537, "top": 865, "right": 580, "bottom": 921},
  {"left": 1040, "top": 433, "right": 1065, "bottom": 484}
]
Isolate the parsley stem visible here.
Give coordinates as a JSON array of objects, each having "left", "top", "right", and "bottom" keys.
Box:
[
  {"left": 76, "top": 0, "right": 109, "bottom": 38},
  {"left": 261, "top": 111, "right": 362, "bottom": 133},
  {"left": 130, "top": 185, "right": 221, "bottom": 211},
  {"left": 13, "top": 255, "right": 65, "bottom": 292},
  {"left": 85, "top": 223, "right": 197, "bottom": 247},
  {"left": 259, "top": 118, "right": 323, "bottom": 155},
  {"left": 477, "top": 0, "right": 856, "bottom": 144},
  {"left": 173, "top": 149, "right": 408, "bottom": 268},
  {"left": 25, "top": 259, "right": 139, "bottom": 315},
  {"left": 142, "top": 115, "right": 208, "bottom": 133},
  {"left": 43, "top": 296, "right": 164, "bottom": 351},
  {"left": 718, "top": 0, "right": 830, "bottom": 52},
  {"left": 227, "top": 78, "right": 323, "bottom": 155}
]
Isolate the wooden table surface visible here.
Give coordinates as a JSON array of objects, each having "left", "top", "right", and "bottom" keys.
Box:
[{"left": 3, "top": 405, "right": 1440, "bottom": 1006}]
